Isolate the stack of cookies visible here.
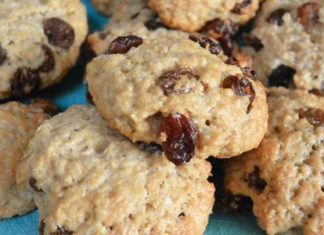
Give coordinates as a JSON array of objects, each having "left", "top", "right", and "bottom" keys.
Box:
[{"left": 0, "top": 0, "right": 323, "bottom": 234}]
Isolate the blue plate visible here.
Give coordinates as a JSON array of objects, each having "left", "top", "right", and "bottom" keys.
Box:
[{"left": 0, "top": 1, "right": 264, "bottom": 234}]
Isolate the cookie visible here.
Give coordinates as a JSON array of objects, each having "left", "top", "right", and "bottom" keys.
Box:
[
  {"left": 91, "top": 0, "right": 146, "bottom": 21},
  {"left": 0, "top": 100, "right": 52, "bottom": 219},
  {"left": 224, "top": 88, "right": 324, "bottom": 235},
  {"left": 16, "top": 106, "right": 215, "bottom": 235},
  {"left": 87, "top": 32, "right": 268, "bottom": 162},
  {"left": 242, "top": 0, "right": 324, "bottom": 92},
  {"left": 148, "top": 0, "right": 260, "bottom": 32},
  {"left": 0, "top": 0, "right": 88, "bottom": 99}
]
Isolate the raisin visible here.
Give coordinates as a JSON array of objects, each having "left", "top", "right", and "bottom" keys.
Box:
[
  {"left": 222, "top": 76, "right": 255, "bottom": 113},
  {"left": 231, "top": 0, "right": 252, "bottom": 14},
  {"left": 159, "top": 113, "right": 198, "bottom": 165},
  {"left": 29, "top": 177, "right": 43, "bottom": 192},
  {"left": 189, "top": 35, "right": 223, "bottom": 55},
  {"left": 131, "top": 12, "right": 140, "bottom": 19},
  {"left": 106, "top": 35, "right": 143, "bottom": 54},
  {"left": 159, "top": 68, "right": 200, "bottom": 95},
  {"left": 30, "top": 98, "right": 59, "bottom": 116},
  {"left": 243, "top": 34, "right": 264, "bottom": 51},
  {"left": 43, "top": 18, "right": 75, "bottom": 49},
  {"left": 201, "top": 18, "right": 239, "bottom": 56},
  {"left": 216, "top": 189, "right": 253, "bottom": 213},
  {"left": 11, "top": 68, "right": 40, "bottom": 98},
  {"left": 225, "top": 57, "right": 237, "bottom": 65},
  {"left": 50, "top": 226, "right": 73, "bottom": 235},
  {"left": 39, "top": 220, "right": 45, "bottom": 235},
  {"left": 266, "top": 8, "right": 287, "bottom": 26},
  {"left": 268, "top": 64, "right": 296, "bottom": 88},
  {"left": 309, "top": 89, "right": 324, "bottom": 96},
  {"left": 137, "top": 142, "right": 162, "bottom": 155},
  {"left": 86, "top": 89, "right": 94, "bottom": 104},
  {"left": 80, "top": 41, "right": 97, "bottom": 63},
  {"left": 38, "top": 45, "right": 55, "bottom": 73},
  {"left": 298, "top": 2, "right": 320, "bottom": 28},
  {"left": 246, "top": 166, "right": 267, "bottom": 192},
  {"left": 299, "top": 108, "right": 324, "bottom": 127},
  {"left": 0, "top": 44, "right": 7, "bottom": 65},
  {"left": 178, "top": 212, "right": 185, "bottom": 217},
  {"left": 145, "top": 16, "right": 167, "bottom": 30}
]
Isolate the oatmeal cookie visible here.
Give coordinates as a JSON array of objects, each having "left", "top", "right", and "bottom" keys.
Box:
[
  {"left": 0, "top": 0, "right": 88, "bottom": 99},
  {"left": 224, "top": 88, "right": 324, "bottom": 235},
  {"left": 243, "top": 0, "right": 324, "bottom": 92},
  {"left": 87, "top": 33, "right": 268, "bottom": 161},
  {"left": 0, "top": 101, "right": 52, "bottom": 219},
  {"left": 16, "top": 106, "right": 215, "bottom": 235},
  {"left": 148, "top": 0, "right": 260, "bottom": 32}
]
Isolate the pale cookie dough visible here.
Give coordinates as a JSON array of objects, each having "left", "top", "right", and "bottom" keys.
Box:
[
  {"left": 16, "top": 106, "right": 215, "bottom": 235},
  {"left": 87, "top": 33, "right": 268, "bottom": 161},
  {"left": 243, "top": 0, "right": 324, "bottom": 92},
  {"left": 0, "top": 0, "right": 88, "bottom": 99},
  {"left": 148, "top": 0, "right": 260, "bottom": 32},
  {"left": 224, "top": 88, "right": 324, "bottom": 235},
  {"left": 0, "top": 101, "right": 52, "bottom": 219}
]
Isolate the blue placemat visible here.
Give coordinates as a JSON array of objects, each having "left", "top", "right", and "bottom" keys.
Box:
[{"left": 0, "top": 1, "right": 264, "bottom": 234}]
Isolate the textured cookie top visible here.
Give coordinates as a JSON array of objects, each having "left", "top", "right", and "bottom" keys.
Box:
[
  {"left": 0, "top": 101, "right": 50, "bottom": 219},
  {"left": 148, "top": 0, "right": 260, "bottom": 32},
  {"left": 16, "top": 106, "right": 215, "bottom": 235},
  {"left": 224, "top": 88, "right": 324, "bottom": 235},
  {"left": 243, "top": 0, "right": 324, "bottom": 92},
  {"left": 87, "top": 32, "right": 268, "bottom": 161},
  {"left": 0, "top": 0, "right": 88, "bottom": 99}
]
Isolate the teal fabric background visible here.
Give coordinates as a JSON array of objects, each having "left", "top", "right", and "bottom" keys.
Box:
[{"left": 0, "top": 1, "right": 264, "bottom": 234}]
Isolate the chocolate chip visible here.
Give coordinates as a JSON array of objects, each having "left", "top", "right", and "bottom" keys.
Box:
[
  {"left": 30, "top": 98, "right": 58, "bottom": 116},
  {"left": 144, "top": 16, "right": 167, "bottom": 30},
  {"left": 38, "top": 45, "right": 55, "bottom": 73},
  {"left": 159, "top": 68, "right": 200, "bottom": 95},
  {"left": 268, "top": 64, "right": 296, "bottom": 88},
  {"left": 266, "top": 8, "right": 287, "bottom": 26},
  {"left": 159, "top": 113, "right": 198, "bottom": 166},
  {"left": 246, "top": 166, "right": 267, "bottom": 192},
  {"left": 29, "top": 177, "right": 43, "bottom": 192},
  {"left": 299, "top": 108, "right": 324, "bottom": 127},
  {"left": 0, "top": 44, "right": 7, "bottom": 65},
  {"left": 243, "top": 34, "right": 264, "bottom": 51},
  {"left": 298, "top": 2, "right": 320, "bottom": 28},
  {"left": 43, "top": 18, "right": 75, "bottom": 49},
  {"left": 231, "top": 0, "right": 252, "bottom": 14},
  {"left": 189, "top": 35, "right": 223, "bottom": 55},
  {"left": 216, "top": 189, "right": 253, "bottom": 213},
  {"left": 50, "top": 226, "right": 73, "bottom": 235},
  {"left": 222, "top": 76, "right": 255, "bottom": 113},
  {"left": 39, "top": 220, "right": 45, "bottom": 235},
  {"left": 201, "top": 18, "right": 239, "bottom": 56},
  {"left": 137, "top": 142, "right": 162, "bottom": 155},
  {"left": 106, "top": 35, "right": 143, "bottom": 54},
  {"left": 11, "top": 68, "right": 40, "bottom": 98}
]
